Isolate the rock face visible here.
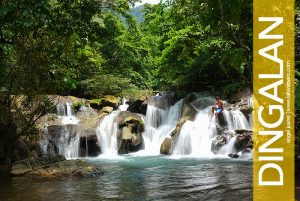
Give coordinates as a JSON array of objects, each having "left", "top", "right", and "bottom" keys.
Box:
[
  {"left": 160, "top": 117, "right": 188, "bottom": 155},
  {"left": 115, "top": 111, "right": 144, "bottom": 154},
  {"left": 234, "top": 129, "right": 252, "bottom": 152},
  {"left": 160, "top": 138, "right": 172, "bottom": 154},
  {"left": 180, "top": 93, "right": 198, "bottom": 121},
  {"left": 211, "top": 129, "right": 252, "bottom": 155},
  {"left": 147, "top": 92, "right": 177, "bottom": 110},
  {"left": 211, "top": 135, "right": 228, "bottom": 154},
  {"left": 43, "top": 124, "right": 100, "bottom": 157},
  {"left": 79, "top": 128, "right": 101, "bottom": 157},
  {"left": 127, "top": 99, "right": 148, "bottom": 115},
  {"left": 90, "top": 95, "right": 120, "bottom": 110},
  {"left": 11, "top": 155, "right": 103, "bottom": 177}
]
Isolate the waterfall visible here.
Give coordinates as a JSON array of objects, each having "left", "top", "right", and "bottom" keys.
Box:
[
  {"left": 96, "top": 111, "right": 120, "bottom": 156},
  {"left": 172, "top": 95, "right": 252, "bottom": 157},
  {"left": 40, "top": 102, "right": 81, "bottom": 159},
  {"left": 218, "top": 136, "right": 237, "bottom": 155},
  {"left": 223, "top": 109, "right": 250, "bottom": 130},
  {"left": 56, "top": 102, "right": 79, "bottom": 125},
  {"left": 119, "top": 98, "right": 129, "bottom": 111},
  {"left": 57, "top": 127, "right": 80, "bottom": 159},
  {"left": 172, "top": 107, "right": 218, "bottom": 156},
  {"left": 141, "top": 100, "right": 183, "bottom": 155}
]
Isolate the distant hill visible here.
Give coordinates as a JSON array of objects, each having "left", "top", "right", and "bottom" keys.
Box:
[{"left": 130, "top": 5, "right": 144, "bottom": 23}]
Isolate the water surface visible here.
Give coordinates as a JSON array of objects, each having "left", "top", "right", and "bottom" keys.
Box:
[{"left": 0, "top": 156, "right": 252, "bottom": 201}]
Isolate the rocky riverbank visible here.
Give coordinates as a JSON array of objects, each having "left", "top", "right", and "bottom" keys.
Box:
[{"left": 10, "top": 155, "right": 103, "bottom": 178}]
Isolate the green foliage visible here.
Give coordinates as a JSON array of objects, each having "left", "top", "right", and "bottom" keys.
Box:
[
  {"left": 119, "top": 88, "right": 153, "bottom": 100},
  {"left": 79, "top": 74, "right": 134, "bottom": 98},
  {"left": 72, "top": 101, "right": 87, "bottom": 113}
]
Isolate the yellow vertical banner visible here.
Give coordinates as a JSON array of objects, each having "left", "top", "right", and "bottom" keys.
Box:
[{"left": 253, "top": 0, "right": 295, "bottom": 200}]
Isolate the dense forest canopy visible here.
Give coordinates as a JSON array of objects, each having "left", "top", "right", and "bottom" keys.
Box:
[{"left": 0, "top": 0, "right": 255, "bottom": 99}]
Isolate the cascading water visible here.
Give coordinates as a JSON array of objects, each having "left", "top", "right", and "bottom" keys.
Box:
[
  {"left": 172, "top": 107, "right": 218, "bottom": 156},
  {"left": 118, "top": 98, "right": 129, "bottom": 111},
  {"left": 96, "top": 111, "right": 120, "bottom": 156},
  {"left": 172, "top": 95, "right": 251, "bottom": 157},
  {"left": 96, "top": 98, "right": 130, "bottom": 156},
  {"left": 218, "top": 136, "right": 237, "bottom": 155},
  {"left": 40, "top": 102, "right": 81, "bottom": 159},
  {"left": 141, "top": 100, "right": 183, "bottom": 155},
  {"left": 56, "top": 102, "right": 79, "bottom": 125},
  {"left": 56, "top": 126, "right": 80, "bottom": 159},
  {"left": 223, "top": 110, "right": 251, "bottom": 130}
]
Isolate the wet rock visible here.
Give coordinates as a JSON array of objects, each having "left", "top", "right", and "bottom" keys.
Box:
[
  {"left": 115, "top": 111, "right": 143, "bottom": 126},
  {"left": 160, "top": 138, "right": 172, "bottom": 155},
  {"left": 234, "top": 129, "right": 252, "bottom": 152},
  {"left": 211, "top": 135, "right": 228, "bottom": 154},
  {"left": 115, "top": 112, "right": 144, "bottom": 154},
  {"left": 181, "top": 94, "right": 198, "bottom": 121},
  {"left": 99, "top": 95, "right": 120, "bottom": 109},
  {"left": 79, "top": 128, "right": 101, "bottom": 157},
  {"left": 102, "top": 106, "right": 113, "bottom": 114},
  {"left": 228, "top": 153, "right": 239, "bottom": 158},
  {"left": 44, "top": 125, "right": 101, "bottom": 157},
  {"left": 47, "top": 124, "right": 81, "bottom": 140},
  {"left": 239, "top": 105, "right": 253, "bottom": 116},
  {"left": 11, "top": 155, "right": 103, "bottom": 177},
  {"left": 89, "top": 96, "right": 120, "bottom": 110},
  {"left": 160, "top": 117, "right": 188, "bottom": 155},
  {"left": 127, "top": 99, "right": 148, "bottom": 115},
  {"left": 147, "top": 92, "right": 177, "bottom": 110},
  {"left": 215, "top": 112, "right": 226, "bottom": 128}
]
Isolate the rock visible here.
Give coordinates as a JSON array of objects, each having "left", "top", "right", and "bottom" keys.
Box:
[
  {"left": 100, "top": 95, "right": 120, "bottom": 109},
  {"left": 147, "top": 92, "right": 177, "bottom": 110},
  {"left": 115, "top": 111, "right": 143, "bottom": 126},
  {"left": 180, "top": 94, "right": 198, "bottom": 121},
  {"left": 79, "top": 128, "right": 101, "bottom": 157},
  {"left": 215, "top": 112, "right": 226, "bottom": 127},
  {"left": 44, "top": 125, "right": 101, "bottom": 157},
  {"left": 11, "top": 155, "right": 103, "bottom": 177},
  {"left": 160, "top": 138, "right": 172, "bottom": 155},
  {"left": 211, "top": 135, "right": 228, "bottom": 154},
  {"left": 228, "top": 153, "right": 239, "bottom": 158},
  {"left": 234, "top": 129, "right": 252, "bottom": 152},
  {"left": 127, "top": 99, "right": 148, "bottom": 115},
  {"left": 102, "top": 106, "right": 113, "bottom": 114},
  {"left": 115, "top": 112, "right": 144, "bottom": 154},
  {"left": 118, "top": 124, "right": 144, "bottom": 154},
  {"left": 160, "top": 117, "right": 188, "bottom": 155},
  {"left": 11, "top": 159, "right": 33, "bottom": 176},
  {"left": 239, "top": 105, "right": 253, "bottom": 116},
  {"left": 47, "top": 124, "right": 82, "bottom": 140}
]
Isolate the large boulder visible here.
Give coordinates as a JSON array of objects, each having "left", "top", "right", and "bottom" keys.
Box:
[
  {"left": 160, "top": 138, "right": 172, "bottom": 154},
  {"left": 127, "top": 99, "right": 148, "bottom": 115},
  {"left": 115, "top": 111, "right": 143, "bottom": 126},
  {"left": 211, "top": 135, "right": 228, "bottom": 154},
  {"left": 234, "top": 129, "right": 253, "bottom": 152},
  {"left": 159, "top": 93, "right": 199, "bottom": 155},
  {"left": 147, "top": 92, "right": 177, "bottom": 110},
  {"left": 160, "top": 117, "right": 188, "bottom": 155},
  {"left": 43, "top": 124, "right": 101, "bottom": 157},
  {"left": 79, "top": 128, "right": 101, "bottom": 157},
  {"left": 115, "top": 112, "right": 145, "bottom": 154},
  {"left": 239, "top": 105, "right": 253, "bottom": 117},
  {"left": 90, "top": 95, "right": 120, "bottom": 110},
  {"left": 11, "top": 155, "right": 103, "bottom": 177},
  {"left": 180, "top": 93, "right": 198, "bottom": 121}
]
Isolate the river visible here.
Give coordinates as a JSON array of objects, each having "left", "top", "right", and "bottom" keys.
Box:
[{"left": 0, "top": 155, "right": 252, "bottom": 201}]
